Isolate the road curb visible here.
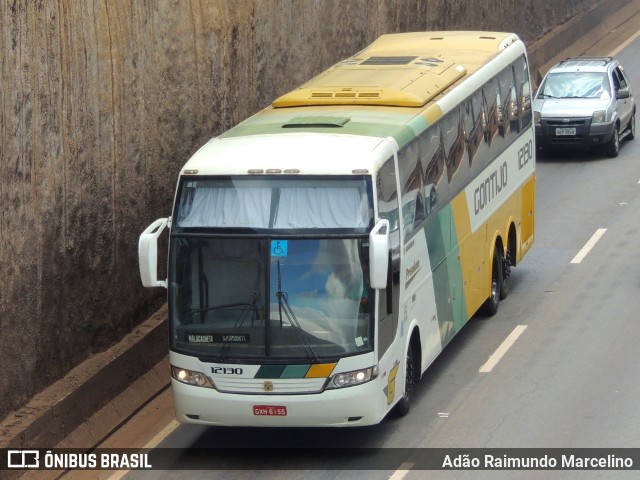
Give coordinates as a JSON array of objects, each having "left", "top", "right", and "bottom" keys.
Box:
[{"left": 0, "top": 305, "right": 169, "bottom": 450}]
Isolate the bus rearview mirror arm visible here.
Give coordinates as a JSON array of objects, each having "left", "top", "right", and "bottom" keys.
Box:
[
  {"left": 138, "top": 217, "right": 171, "bottom": 288},
  {"left": 369, "top": 219, "right": 390, "bottom": 290}
]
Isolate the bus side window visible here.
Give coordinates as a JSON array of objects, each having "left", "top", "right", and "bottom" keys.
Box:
[
  {"left": 442, "top": 107, "right": 465, "bottom": 185},
  {"left": 376, "top": 157, "right": 400, "bottom": 358},
  {"left": 462, "top": 98, "right": 476, "bottom": 166},
  {"left": 482, "top": 77, "right": 500, "bottom": 149},
  {"left": 377, "top": 158, "right": 399, "bottom": 234},
  {"left": 421, "top": 125, "right": 447, "bottom": 216},
  {"left": 468, "top": 89, "right": 488, "bottom": 167},
  {"left": 514, "top": 56, "right": 532, "bottom": 129},
  {"left": 398, "top": 142, "right": 426, "bottom": 239},
  {"left": 497, "top": 67, "right": 514, "bottom": 140}
]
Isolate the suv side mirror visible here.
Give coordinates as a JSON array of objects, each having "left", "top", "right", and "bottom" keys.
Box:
[
  {"left": 369, "top": 219, "right": 390, "bottom": 290},
  {"left": 139, "top": 217, "right": 170, "bottom": 288},
  {"left": 617, "top": 89, "right": 630, "bottom": 99}
]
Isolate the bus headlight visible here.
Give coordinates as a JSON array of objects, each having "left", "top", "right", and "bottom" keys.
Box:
[
  {"left": 171, "top": 365, "right": 215, "bottom": 388},
  {"left": 593, "top": 110, "right": 606, "bottom": 124},
  {"left": 327, "top": 366, "right": 378, "bottom": 389}
]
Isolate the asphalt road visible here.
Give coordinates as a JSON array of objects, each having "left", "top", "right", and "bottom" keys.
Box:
[{"left": 62, "top": 26, "right": 640, "bottom": 480}]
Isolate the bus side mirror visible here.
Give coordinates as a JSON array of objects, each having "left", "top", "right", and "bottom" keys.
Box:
[
  {"left": 369, "top": 219, "right": 390, "bottom": 290},
  {"left": 138, "top": 217, "right": 170, "bottom": 288}
]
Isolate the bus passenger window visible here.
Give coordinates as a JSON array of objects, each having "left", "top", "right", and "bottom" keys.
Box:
[
  {"left": 468, "top": 89, "right": 488, "bottom": 167},
  {"left": 497, "top": 67, "right": 515, "bottom": 140},
  {"left": 515, "top": 56, "right": 532, "bottom": 129},
  {"left": 442, "top": 108, "right": 465, "bottom": 185},
  {"left": 482, "top": 78, "right": 500, "bottom": 148},
  {"left": 398, "top": 142, "right": 427, "bottom": 239},
  {"left": 420, "top": 126, "right": 447, "bottom": 217}
]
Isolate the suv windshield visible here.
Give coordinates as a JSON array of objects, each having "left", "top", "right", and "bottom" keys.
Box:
[
  {"left": 538, "top": 72, "right": 610, "bottom": 99},
  {"left": 168, "top": 176, "right": 374, "bottom": 362}
]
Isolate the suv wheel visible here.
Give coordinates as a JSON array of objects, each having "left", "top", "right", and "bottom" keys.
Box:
[{"left": 606, "top": 125, "right": 620, "bottom": 157}]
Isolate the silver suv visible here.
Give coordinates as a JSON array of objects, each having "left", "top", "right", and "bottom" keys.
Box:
[{"left": 533, "top": 57, "right": 635, "bottom": 157}]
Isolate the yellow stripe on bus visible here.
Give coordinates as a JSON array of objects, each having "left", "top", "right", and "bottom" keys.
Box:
[
  {"left": 422, "top": 104, "right": 444, "bottom": 126},
  {"left": 451, "top": 191, "right": 486, "bottom": 319},
  {"left": 305, "top": 363, "right": 337, "bottom": 378}
]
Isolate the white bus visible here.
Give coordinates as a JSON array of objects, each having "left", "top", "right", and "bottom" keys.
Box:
[{"left": 139, "top": 31, "right": 535, "bottom": 427}]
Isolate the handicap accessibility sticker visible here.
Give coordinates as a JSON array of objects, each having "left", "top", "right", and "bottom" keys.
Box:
[{"left": 271, "top": 240, "right": 288, "bottom": 257}]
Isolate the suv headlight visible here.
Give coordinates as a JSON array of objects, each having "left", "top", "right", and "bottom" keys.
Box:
[
  {"left": 327, "top": 366, "right": 378, "bottom": 389},
  {"left": 592, "top": 110, "right": 606, "bottom": 123},
  {"left": 533, "top": 111, "right": 541, "bottom": 126},
  {"left": 171, "top": 365, "right": 215, "bottom": 388}
]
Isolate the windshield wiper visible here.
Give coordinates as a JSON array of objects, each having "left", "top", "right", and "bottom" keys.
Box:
[{"left": 275, "top": 260, "right": 319, "bottom": 362}]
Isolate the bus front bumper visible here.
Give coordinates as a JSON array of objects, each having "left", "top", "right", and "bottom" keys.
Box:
[{"left": 171, "top": 378, "right": 389, "bottom": 427}]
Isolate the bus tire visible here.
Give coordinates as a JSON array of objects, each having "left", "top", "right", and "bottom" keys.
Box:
[
  {"left": 482, "top": 250, "right": 502, "bottom": 316},
  {"left": 500, "top": 244, "right": 512, "bottom": 300},
  {"left": 394, "top": 340, "right": 417, "bottom": 417}
]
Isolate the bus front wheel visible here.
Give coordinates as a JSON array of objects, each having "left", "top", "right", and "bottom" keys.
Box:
[{"left": 394, "top": 341, "right": 417, "bottom": 417}]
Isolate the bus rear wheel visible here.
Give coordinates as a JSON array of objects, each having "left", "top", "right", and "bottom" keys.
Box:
[
  {"left": 500, "top": 244, "right": 512, "bottom": 300},
  {"left": 482, "top": 250, "right": 502, "bottom": 316}
]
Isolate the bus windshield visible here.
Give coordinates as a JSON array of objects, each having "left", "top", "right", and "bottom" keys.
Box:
[
  {"left": 168, "top": 176, "right": 374, "bottom": 361},
  {"left": 169, "top": 237, "right": 372, "bottom": 361}
]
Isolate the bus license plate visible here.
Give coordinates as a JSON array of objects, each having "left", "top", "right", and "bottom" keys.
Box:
[
  {"left": 556, "top": 127, "right": 576, "bottom": 136},
  {"left": 253, "top": 405, "right": 287, "bottom": 416}
]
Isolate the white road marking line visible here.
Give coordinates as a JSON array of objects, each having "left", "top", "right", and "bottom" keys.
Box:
[
  {"left": 570, "top": 228, "right": 607, "bottom": 264},
  {"left": 479, "top": 325, "right": 527, "bottom": 373},
  {"left": 107, "top": 467, "right": 129, "bottom": 480},
  {"left": 143, "top": 419, "right": 181, "bottom": 449},
  {"left": 106, "top": 420, "right": 181, "bottom": 480},
  {"left": 609, "top": 29, "right": 640, "bottom": 57},
  {"left": 389, "top": 463, "right": 414, "bottom": 480}
]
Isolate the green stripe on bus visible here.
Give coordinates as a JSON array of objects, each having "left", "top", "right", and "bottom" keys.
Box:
[
  {"left": 281, "top": 364, "right": 311, "bottom": 378},
  {"left": 255, "top": 365, "right": 287, "bottom": 378},
  {"left": 254, "top": 364, "right": 319, "bottom": 379},
  {"left": 425, "top": 205, "right": 467, "bottom": 346}
]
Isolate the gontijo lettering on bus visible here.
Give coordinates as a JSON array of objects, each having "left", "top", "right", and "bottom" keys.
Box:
[{"left": 465, "top": 138, "right": 534, "bottom": 233}]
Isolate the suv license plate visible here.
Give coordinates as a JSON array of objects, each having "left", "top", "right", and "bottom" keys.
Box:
[
  {"left": 253, "top": 405, "right": 288, "bottom": 416},
  {"left": 556, "top": 127, "right": 576, "bottom": 136}
]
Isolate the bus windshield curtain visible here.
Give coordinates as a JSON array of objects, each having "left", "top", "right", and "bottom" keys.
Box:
[
  {"left": 274, "top": 188, "right": 368, "bottom": 229},
  {"left": 178, "top": 187, "right": 272, "bottom": 228},
  {"left": 177, "top": 186, "right": 368, "bottom": 229}
]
